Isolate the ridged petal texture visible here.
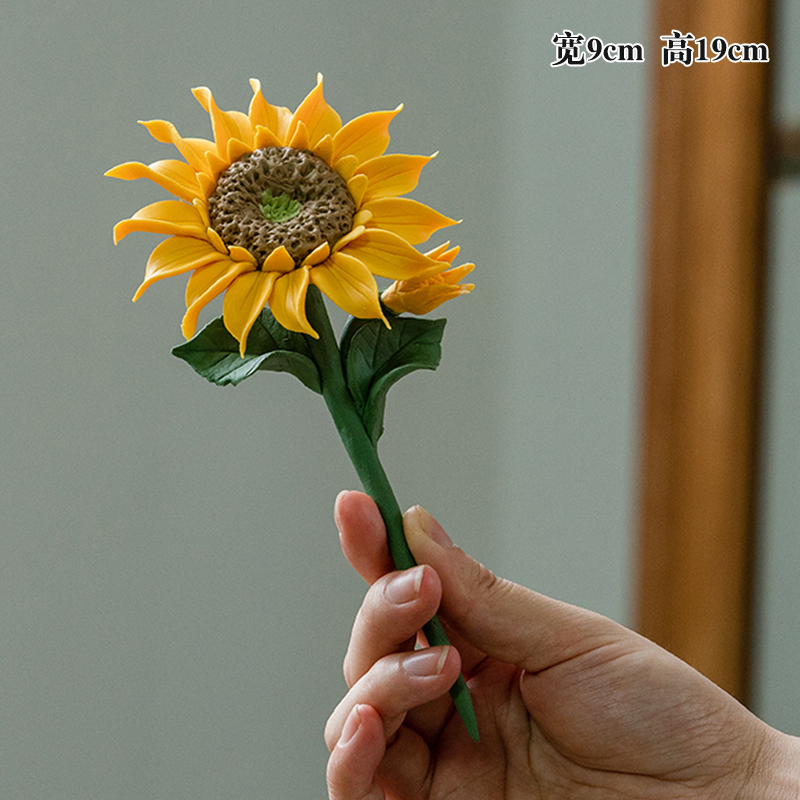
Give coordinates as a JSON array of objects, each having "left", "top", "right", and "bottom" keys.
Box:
[
  {"left": 382, "top": 243, "right": 475, "bottom": 315},
  {"left": 108, "top": 76, "right": 471, "bottom": 355}
]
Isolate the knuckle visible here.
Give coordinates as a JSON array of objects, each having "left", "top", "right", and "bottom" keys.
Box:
[
  {"left": 343, "top": 640, "right": 361, "bottom": 688},
  {"left": 470, "top": 557, "right": 504, "bottom": 597},
  {"left": 323, "top": 715, "right": 338, "bottom": 753},
  {"left": 472, "top": 559, "right": 500, "bottom": 594},
  {"left": 462, "top": 557, "right": 516, "bottom": 613}
]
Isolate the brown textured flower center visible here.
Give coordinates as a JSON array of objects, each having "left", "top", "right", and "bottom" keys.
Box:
[{"left": 208, "top": 147, "right": 356, "bottom": 267}]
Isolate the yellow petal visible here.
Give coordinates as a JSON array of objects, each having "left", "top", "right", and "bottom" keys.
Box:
[
  {"left": 196, "top": 172, "right": 217, "bottom": 199},
  {"left": 287, "top": 120, "right": 310, "bottom": 151},
  {"left": 424, "top": 241, "right": 457, "bottom": 262},
  {"left": 192, "top": 86, "right": 255, "bottom": 156},
  {"left": 262, "top": 245, "right": 296, "bottom": 273},
  {"left": 341, "top": 229, "right": 443, "bottom": 280},
  {"left": 206, "top": 227, "right": 229, "bottom": 254},
  {"left": 332, "top": 106, "right": 402, "bottom": 166},
  {"left": 248, "top": 79, "right": 292, "bottom": 142},
  {"left": 186, "top": 259, "right": 249, "bottom": 307},
  {"left": 382, "top": 265, "right": 475, "bottom": 315},
  {"left": 301, "top": 242, "right": 331, "bottom": 267},
  {"left": 441, "top": 262, "right": 475, "bottom": 284},
  {"left": 192, "top": 198, "right": 210, "bottom": 229},
  {"left": 332, "top": 225, "right": 365, "bottom": 253},
  {"left": 138, "top": 119, "right": 218, "bottom": 177},
  {"left": 346, "top": 173, "right": 369, "bottom": 208},
  {"left": 310, "top": 253, "right": 385, "bottom": 321},
  {"left": 105, "top": 159, "right": 202, "bottom": 202},
  {"left": 289, "top": 74, "right": 342, "bottom": 149},
  {"left": 226, "top": 137, "right": 252, "bottom": 164},
  {"left": 253, "top": 125, "right": 283, "bottom": 150},
  {"left": 201, "top": 149, "right": 230, "bottom": 179},
  {"left": 182, "top": 259, "right": 255, "bottom": 339},
  {"left": 334, "top": 155, "right": 360, "bottom": 182},
  {"left": 114, "top": 200, "right": 207, "bottom": 244},
  {"left": 133, "top": 236, "right": 228, "bottom": 300},
  {"left": 311, "top": 133, "right": 334, "bottom": 164},
  {"left": 228, "top": 245, "right": 257, "bottom": 264},
  {"left": 227, "top": 110, "right": 255, "bottom": 143},
  {"left": 357, "top": 154, "right": 434, "bottom": 203},
  {"left": 353, "top": 209, "right": 373, "bottom": 227},
  {"left": 223, "top": 270, "right": 279, "bottom": 355},
  {"left": 268, "top": 268, "right": 317, "bottom": 338},
  {"left": 362, "top": 198, "right": 458, "bottom": 245}
]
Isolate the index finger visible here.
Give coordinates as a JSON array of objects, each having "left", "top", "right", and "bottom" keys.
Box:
[{"left": 335, "top": 490, "right": 395, "bottom": 584}]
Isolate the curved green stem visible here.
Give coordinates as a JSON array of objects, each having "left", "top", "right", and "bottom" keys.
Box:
[{"left": 304, "top": 287, "right": 479, "bottom": 742}]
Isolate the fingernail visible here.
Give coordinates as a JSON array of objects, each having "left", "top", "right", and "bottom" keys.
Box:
[
  {"left": 402, "top": 646, "right": 449, "bottom": 677},
  {"left": 408, "top": 506, "right": 454, "bottom": 548},
  {"left": 385, "top": 566, "right": 424, "bottom": 604},
  {"left": 333, "top": 490, "right": 353, "bottom": 533},
  {"left": 338, "top": 704, "right": 362, "bottom": 748}
]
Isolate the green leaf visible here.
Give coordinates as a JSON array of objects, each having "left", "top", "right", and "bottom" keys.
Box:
[
  {"left": 256, "top": 350, "right": 322, "bottom": 393},
  {"left": 342, "top": 316, "right": 446, "bottom": 443},
  {"left": 172, "top": 311, "right": 321, "bottom": 392}
]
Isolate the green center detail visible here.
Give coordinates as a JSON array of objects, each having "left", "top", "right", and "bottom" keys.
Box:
[{"left": 260, "top": 188, "right": 301, "bottom": 223}]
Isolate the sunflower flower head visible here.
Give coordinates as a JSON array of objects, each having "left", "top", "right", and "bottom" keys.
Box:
[{"left": 108, "top": 75, "right": 470, "bottom": 355}]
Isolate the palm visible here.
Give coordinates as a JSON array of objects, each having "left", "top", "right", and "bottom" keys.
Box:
[
  {"left": 397, "top": 638, "right": 753, "bottom": 800},
  {"left": 391, "top": 656, "right": 537, "bottom": 798}
]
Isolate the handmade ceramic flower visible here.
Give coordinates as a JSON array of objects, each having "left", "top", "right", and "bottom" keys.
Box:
[
  {"left": 108, "top": 77, "right": 478, "bottom": 741},
  {"left": 109, "top": 76, "right": 472, "bottom": 354}
]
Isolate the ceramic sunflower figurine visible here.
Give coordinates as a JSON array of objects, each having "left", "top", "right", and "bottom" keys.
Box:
[{"left": 108, "top": 75, "right": 476, "bottom": 739}]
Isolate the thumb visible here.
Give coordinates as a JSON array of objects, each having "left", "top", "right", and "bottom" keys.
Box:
[{"left": 403, "top": 505, "right": 625, "bottom": 674}]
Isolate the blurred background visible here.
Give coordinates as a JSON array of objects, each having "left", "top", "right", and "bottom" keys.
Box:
[{"left": 0, "top": 0, "right": 796, "bottom": 797}]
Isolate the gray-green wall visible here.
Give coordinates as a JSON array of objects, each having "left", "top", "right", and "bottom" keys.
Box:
[{"left": 2, "top": 2, "right": 795, "bottom": 798}]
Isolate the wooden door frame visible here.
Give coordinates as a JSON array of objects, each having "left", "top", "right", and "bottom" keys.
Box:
[{"left": 636, "top": 0, "right": 773, "bottom": 703}]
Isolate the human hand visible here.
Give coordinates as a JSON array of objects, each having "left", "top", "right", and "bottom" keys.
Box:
[{"left": 325, "top": 491, "right": 800, "bottom": 799}]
